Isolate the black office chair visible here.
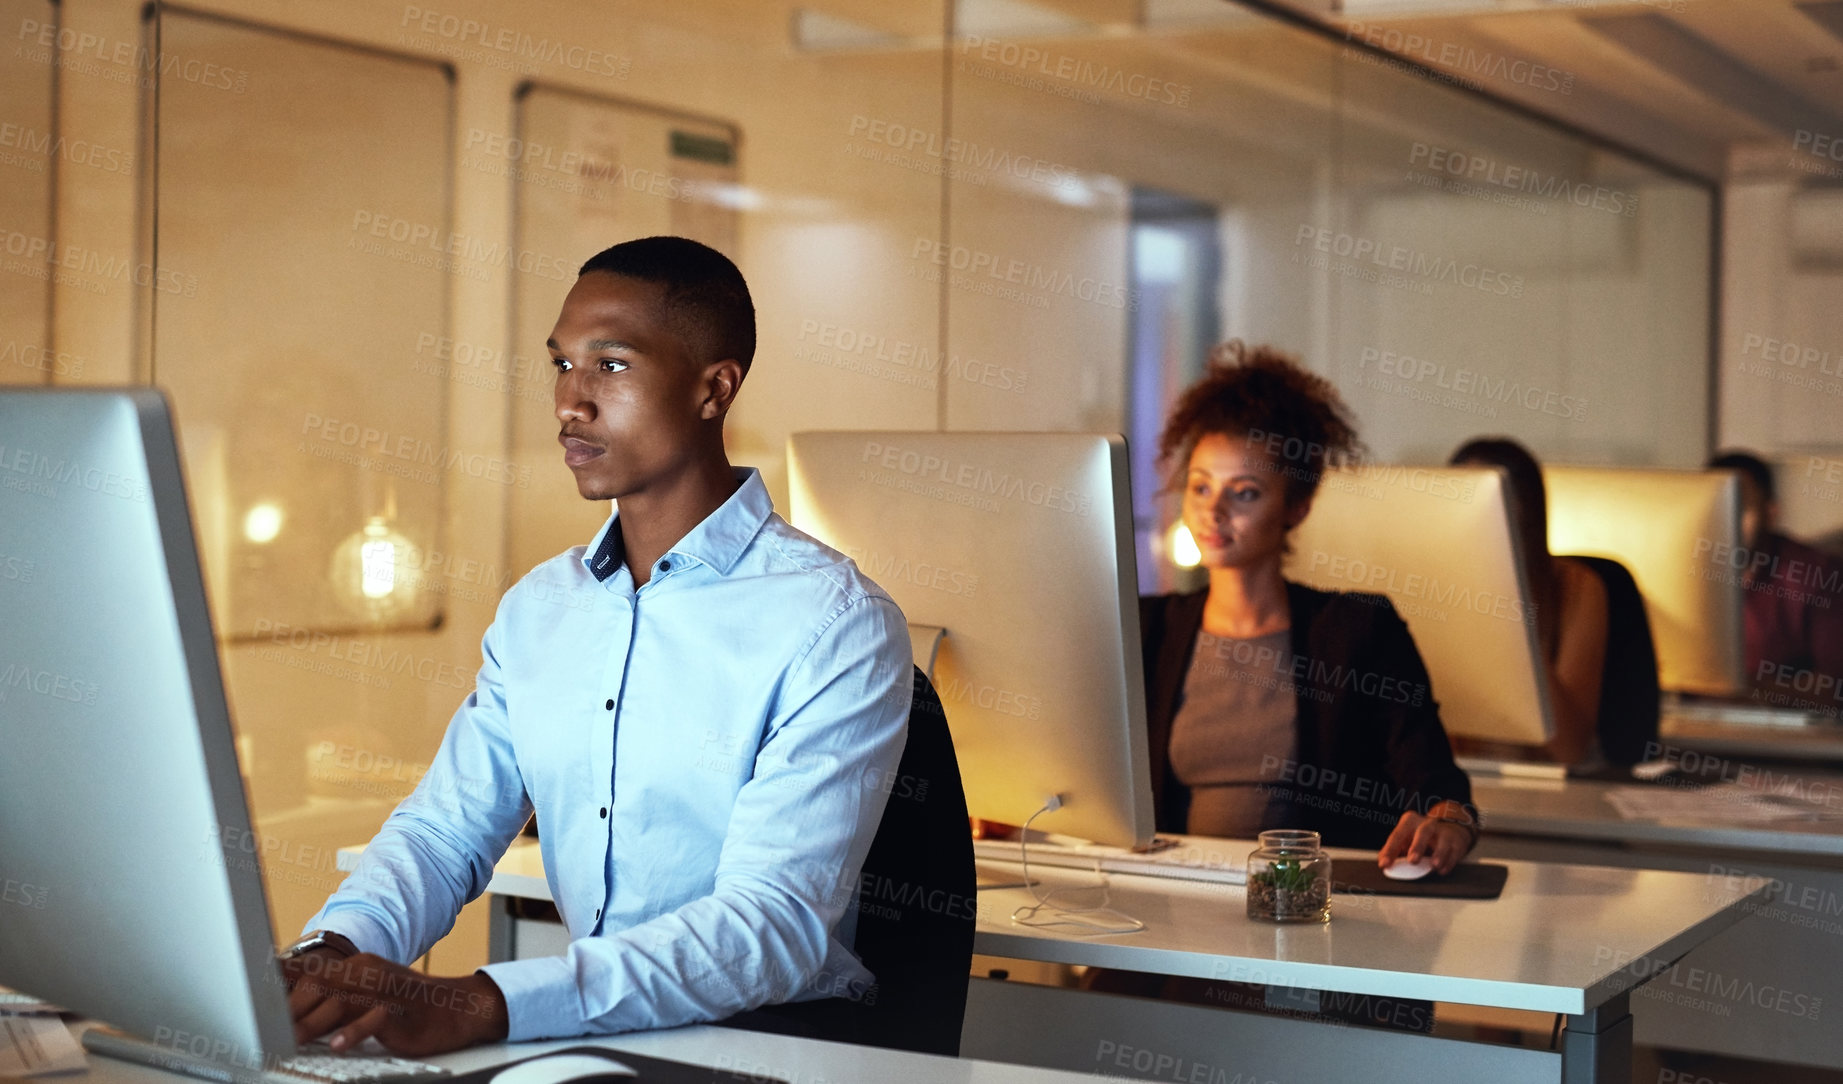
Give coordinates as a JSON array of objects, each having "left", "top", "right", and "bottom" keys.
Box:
[
  {"left": 721, "top": 665, "right": 974, "bottom": 1055},
  {"left": 1572, "top": 556, "right": 1660, "bottom": 768}
]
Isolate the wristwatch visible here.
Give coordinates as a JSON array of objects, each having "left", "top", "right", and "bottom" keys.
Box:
[
  {"left": 1436, "top": 808, "right": 1483, "bottom": 849},
  {"left": 278, "top": 929, "right": 349, "bottom": 960}
]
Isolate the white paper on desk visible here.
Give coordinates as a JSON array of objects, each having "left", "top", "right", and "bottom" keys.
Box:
[
  {"left": 1603, "top": 784, "right": 1822, "bottom": 825},
  {"left": 0, "top": 1015, "right": 85, "bottom": 1076}
]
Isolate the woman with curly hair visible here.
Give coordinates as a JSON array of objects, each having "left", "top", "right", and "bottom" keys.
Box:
[{"left": 1141, "top": 341, "right": 1477, "bottom": 873}]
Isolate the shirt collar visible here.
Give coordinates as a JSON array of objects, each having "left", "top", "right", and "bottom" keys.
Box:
[{"left": 581, "top": 467, "right": 772, "bottom": 583}]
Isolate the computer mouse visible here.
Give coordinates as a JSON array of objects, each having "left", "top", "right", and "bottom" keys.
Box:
[
  {"left": 490, "top": 1053, "right": 637, "bottom": 1084},
  {"left": 1383, "top": 858, "right": 1435, "bottom": 881}
]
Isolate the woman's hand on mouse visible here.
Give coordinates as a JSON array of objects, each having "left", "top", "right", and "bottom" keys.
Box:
[
  {"left": 1377, "top": 801, "right": 1476, "bottom": 875},
  {"left": 282, "top": 950, "right": 510, "bottom": 1056}
]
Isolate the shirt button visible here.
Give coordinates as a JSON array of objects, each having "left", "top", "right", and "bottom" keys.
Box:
[
  {"left": 595, "top": 908, "right": 602, "bottom": 920},
  {"left": 604, "top": 698, "right": 614, "bottom": 710},
  {"left": 658, "top": 560, "right": 671, "bottom": 572},
  {"left": 600, "top": 807, "right": 608, "bottom": 818}
]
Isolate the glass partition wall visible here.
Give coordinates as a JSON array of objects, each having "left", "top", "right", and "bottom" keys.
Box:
[
  {"left": 942, "top": 2, "right": 1710, "bottom": 587},
  {"left": 1, "top": 0, "right": 60, "bottom": 387},
  {"left": 12, "top": 0, "right": 1712, "bottom": 963}
]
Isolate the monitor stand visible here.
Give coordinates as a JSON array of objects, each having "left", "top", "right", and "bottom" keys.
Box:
[{"left": 907, "top": 622, "right": 946, "bottom": 678}]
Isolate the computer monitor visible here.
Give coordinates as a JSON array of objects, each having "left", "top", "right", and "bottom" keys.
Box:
[
  {"left": 0, "top": 389, "right": 298, "bottom": 1065},
  {"left": 1543, "top": 466, "right": 1746, "bottom": 696},
  {"left": 1283, "top": 465, "right": 1555, "bottom": 747},
  {"left": 786, "top": 431, "right": 1156, "bottom": 849}
]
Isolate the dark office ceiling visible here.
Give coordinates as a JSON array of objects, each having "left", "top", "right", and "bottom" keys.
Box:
[
  {"left": 1271, "top": 0, "right": 1843, "bottom": 181},
  {"left": 792, "top": 0, "right": 1843, "bottom": 181},
  {"left": 959, "top": 0, "right": 1843, "bottom": 181}
]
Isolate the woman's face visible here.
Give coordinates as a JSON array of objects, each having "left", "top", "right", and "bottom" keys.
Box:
[{"left": 1181, "top": 431, "right": 1306, "bottom": 570}]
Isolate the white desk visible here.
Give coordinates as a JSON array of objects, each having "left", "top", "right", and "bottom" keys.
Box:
[
  {"left": 1474, "top": 774, "right": 1843, "bottom": 860},
  {"left": 1473, "top": 770, "right": 1843, "bottom": 1069},
  {"left": 966, "top": 850, "right": 1767, "bottom": 1084},
  {"left": 57, "top": 1019, "right": 1098, "bottom": 1084},
  {"left": 342, "top": 841, "right": 1769, "bottom": 1084},
  {"left": 974, "top": 852, "right": 1757, "bottom": 1015},
  {"left": 1660, "top": 712, "right": 1843, "bottom": 763}
]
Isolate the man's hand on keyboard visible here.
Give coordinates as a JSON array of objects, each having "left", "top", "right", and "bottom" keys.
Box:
[{"left": 282, "top": 951, "right": 509, "bottom": 1057}]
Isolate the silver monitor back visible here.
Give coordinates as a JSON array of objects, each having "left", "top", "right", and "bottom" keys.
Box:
[
  {"left": 787, "top": 431, "right": 1156, "bottom": 849},
  {"left": 1544, "top": 466, "right": 1745, "bottom": 696},
  {"left": 1286, "top": 466, "right": 1555, "bottom": 746},
  {"left": 0, "top": 388, "right": 295, "bottom": 1062}
]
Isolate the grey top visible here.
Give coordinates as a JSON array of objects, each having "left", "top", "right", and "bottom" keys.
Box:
[{"left": 1168, "top": 628, "right": 1298, "bottom": 838}]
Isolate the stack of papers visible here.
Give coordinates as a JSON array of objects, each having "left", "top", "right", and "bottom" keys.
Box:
[{"left": 1603, "top": 784, "right": 1842, "bottom": 825}]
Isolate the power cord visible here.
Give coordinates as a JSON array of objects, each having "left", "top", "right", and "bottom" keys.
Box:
[{"left": 1009, "top": 795, "right": 1147, "bottom": 936}]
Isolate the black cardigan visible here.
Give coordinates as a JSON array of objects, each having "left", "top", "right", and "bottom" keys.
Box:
[{"left": 1140, "top": 581, "right": 1474, "bottom": 849}]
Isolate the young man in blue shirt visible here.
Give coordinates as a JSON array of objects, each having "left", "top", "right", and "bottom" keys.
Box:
[{"left": 280, "top": 237, "right": 912, "bottom": 1053}]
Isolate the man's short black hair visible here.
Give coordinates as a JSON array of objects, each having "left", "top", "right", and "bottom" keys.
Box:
[
  {"left": 578, "top": 236, "right": 755, "bottom": 373},
  {"left": 1708, "top": 449, "right": 1775, "bottom": 503}
]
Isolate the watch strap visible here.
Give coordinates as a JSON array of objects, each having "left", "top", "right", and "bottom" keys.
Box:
[{"left": 279, "top": 929, "right": 349, "bottom": 960}]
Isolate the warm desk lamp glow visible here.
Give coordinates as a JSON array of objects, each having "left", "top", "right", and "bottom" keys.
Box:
[
  {"left": 330, "top": 516, "right": 419, "bottom": 616},
  {"left": 359, "top": 527, "right": 397, "bottom": 599},
  {"left": 242, "top": 502, "right": 283, "bottom": 544},
  {"left": 1171, "top": 523, "right": 1201, "bottom": 568}
]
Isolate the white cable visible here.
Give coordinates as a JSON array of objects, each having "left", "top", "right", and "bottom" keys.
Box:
[{"left": 1009, "top": 796, "right": 1146, "bottom": 936}]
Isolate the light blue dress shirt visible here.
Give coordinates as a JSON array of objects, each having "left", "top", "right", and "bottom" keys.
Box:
[{"left": 307, "top": 468, "right": 913, "bottom": 1039}]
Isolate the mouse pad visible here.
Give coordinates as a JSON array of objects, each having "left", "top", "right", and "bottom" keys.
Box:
[
  {"left": 1330, "top": 861, "right": 1509, "bottom": 899},
  {"left": 449, "top": 1045, "right": 788, "bottom": 1084}
]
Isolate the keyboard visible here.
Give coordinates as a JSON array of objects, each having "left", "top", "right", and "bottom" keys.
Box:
[
  {"left": 272, "top": 1051, "right": 451, "bottom": 1084},
  {"left": 83, "top": 1028, "right": 451, "bottom": 1084},
  {"left": 0, "top": 990, "right": 49, "bottom": 1007},
  {"left": 974, "top": 833, "right": 1248, "bottom": 886}
]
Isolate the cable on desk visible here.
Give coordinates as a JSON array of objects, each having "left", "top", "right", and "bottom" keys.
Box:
[{"left": 1009, "top": 796, "right": 1146, "bottom": 936}]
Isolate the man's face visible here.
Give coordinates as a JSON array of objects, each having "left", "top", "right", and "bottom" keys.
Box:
[{"left": 548, "top": 272, "right": 709, "bottom": 502}]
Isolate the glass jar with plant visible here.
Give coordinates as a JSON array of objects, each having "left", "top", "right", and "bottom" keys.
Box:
[{"left": 1246, "top": 829, "right": 1331, "bottom": 923}]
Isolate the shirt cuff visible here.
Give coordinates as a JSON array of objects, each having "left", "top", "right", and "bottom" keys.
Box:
[
  {"left": 479, "top": 955, "right": 587, "bottom": 1041},
  {"left": 308, "top": 910, "right": 395, "bottom": 962}
]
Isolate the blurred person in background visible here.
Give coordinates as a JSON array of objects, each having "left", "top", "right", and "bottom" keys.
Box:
[{"left": 1708, "top": 451, "right": 1843, "bottom": 715}]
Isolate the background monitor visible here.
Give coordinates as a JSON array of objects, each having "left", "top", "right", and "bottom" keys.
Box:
[
  {"left": 0, "top": 389, "right": 297, "bottom": 1062},
  {"left": 1285, "top": 465, "right": 1555, "bottom": 747},
  {"left": 1544, "top": 466, "right": 1745, "bottom": 696},
  {"left": 787, "top": 431, "right": 1156, "bottom": 849}
]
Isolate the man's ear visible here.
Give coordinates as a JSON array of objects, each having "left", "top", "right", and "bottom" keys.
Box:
[{"left": 699, "top": 359, "right": 745, "bottom": 420}]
